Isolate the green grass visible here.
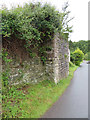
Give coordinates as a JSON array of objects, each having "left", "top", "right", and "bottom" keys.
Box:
[{"left": 2, "top": 65, "right": 78, "bottom": 118}]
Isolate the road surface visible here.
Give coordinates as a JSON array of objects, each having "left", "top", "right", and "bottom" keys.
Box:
[{"left": 42, "top": 61, "right": 88, "bottom": 118}]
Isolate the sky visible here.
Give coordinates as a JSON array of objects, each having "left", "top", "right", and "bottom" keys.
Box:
[{"left": 0, "top": 0, "right": 89, "bottom": 42}]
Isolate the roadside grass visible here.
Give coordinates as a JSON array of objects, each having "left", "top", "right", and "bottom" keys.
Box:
[{"left": 2, "top": 65, "right": 78, "bottom": 118}]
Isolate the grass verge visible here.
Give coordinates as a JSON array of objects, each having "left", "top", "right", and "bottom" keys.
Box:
[{"left": 2, "top": 65, "right": 78, "bottom": 118}]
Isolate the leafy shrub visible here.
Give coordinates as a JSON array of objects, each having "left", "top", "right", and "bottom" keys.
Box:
[
  {"left": 1, "top": 8, "right": 18, "bottom": 37},
  {"left": 70, "top": 48, "right": 84, "bottom": 66},
  {"left": 84, "top": 52, "right": 90, "bottom": 60},
  {"left": 1, "top": 2, "right": 72, "bottom": 49}
]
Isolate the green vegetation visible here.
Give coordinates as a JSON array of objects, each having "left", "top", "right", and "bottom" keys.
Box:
[
  {"left": 84, "top": 52, "right": 90, "bottom": 60},
  {"left": 2, "top": 62, "right": 78, "bottom": 118},
  {"left": 1, "top": 2, "right": 73, "bottom": 62},
  {"left": 69, "top": 40, "right": 90, "bottom": 61},
  {"left": 1, "top": 49, "right": 12, "bottom": 87},
  {"left": 1, "top": 2, "right": 72, "bottom": 41},
  {"left": 70, "top": 48, "right": 84, "bottom": 66},
  {"left": 69, "top": 61, "right": 75, "bottom": 67},
  {"left": 69, "top": 40, "right": 89, "bottom": 54},
  {"left": 1, "top": 2, "right": 75, "bottom": 119}
]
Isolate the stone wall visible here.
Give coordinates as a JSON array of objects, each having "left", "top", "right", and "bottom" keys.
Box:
[
  {"left": 68, "top": 49, "right": 70, "bottom": 62},
  {"left": 46, "top": 33, "right": 69, "bottom": 84},
  {"left": 7, "top": 57, "right": 47, "bottom": 85},
  {"left": 4, "top": 33, "right": 69, "bottom": 85}
]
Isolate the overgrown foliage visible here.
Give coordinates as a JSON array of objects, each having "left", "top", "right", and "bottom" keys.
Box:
[
  {"left": 1, "top": 2, "right": 72, "bottom": 49},
  {"left": 70, "top": 48, "right": 84, "bottom": 66},
  {"left": 1, "top": 2, "right": 73, "bottom": 65}
]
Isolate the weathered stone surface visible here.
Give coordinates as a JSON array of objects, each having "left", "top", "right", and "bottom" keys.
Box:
[
  {"left": 4, "top": 33, "right": 69, "bottom": 85},
  {"left": 46, "top": 33, "right": 69, "bottom": 84}
]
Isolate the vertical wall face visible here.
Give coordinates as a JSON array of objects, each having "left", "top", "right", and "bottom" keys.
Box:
[
  {"left": 5, "top": 33, "right": 69, "bottom": 85},
  {"left": 53, "top": 33, "right": 69, "bottom": 83},
  {"left": 46, "top": 33, "right": 69, "bottom": 84},
  {"left": 68, "top": 49, "right": 70, "bottom": 62},
  {"left": 53, "top": 35, "right": 60, "bottom": 84}
]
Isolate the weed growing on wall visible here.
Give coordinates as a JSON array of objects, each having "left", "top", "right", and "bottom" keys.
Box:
[
  {"left": 0, "top": 49, "right": 26, "bottom": 118},
  {"left": 1, "top": 49, "right": 12, "bottom": 88}
]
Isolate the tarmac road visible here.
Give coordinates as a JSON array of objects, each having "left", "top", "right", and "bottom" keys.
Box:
[{"left": 42, "top": 61, "right": 88, "bottom": 118}]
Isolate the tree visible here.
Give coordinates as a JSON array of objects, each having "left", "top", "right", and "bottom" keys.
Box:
[
  {"left": 61, "top": 2, "right": 73, "bottom": 33},
  {"left": 69, "top": 40, "right": 88, "bottom": 54}
]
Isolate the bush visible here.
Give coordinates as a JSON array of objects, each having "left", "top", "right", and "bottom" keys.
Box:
[
  {"left": 70, "top": 48, "right": 84, "bottom": 66},
  {"left": 1, "top": 3, "right": 61, "bottom": 46},
  {"left": 1, "top": 2, "right": 72, "bottom": 49},
  {"left": 84, "top": 52, "right": 90, "bottom": 60}
]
